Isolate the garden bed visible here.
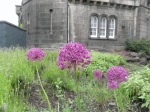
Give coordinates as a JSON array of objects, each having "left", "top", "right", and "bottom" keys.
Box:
[{"left": 0, "top": 47, "right": 149, "bottom": 112}]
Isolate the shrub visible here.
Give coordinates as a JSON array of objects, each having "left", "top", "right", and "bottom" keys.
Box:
[
  {"left": 125, "top": 39, "right": 150, "bottom": 55},
  {"left": 84, "top": 52, "right": 126, "bottom": 76},
  {"left": 123, "top": 66, "right": 150, "bottom": 109}
]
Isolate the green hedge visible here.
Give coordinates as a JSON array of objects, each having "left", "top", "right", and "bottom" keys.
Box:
[{"left": 125, "top": 39, "right": 150, "bottom": 55}]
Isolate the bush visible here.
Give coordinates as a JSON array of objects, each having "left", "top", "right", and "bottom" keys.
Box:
[
  {"left": 84, "top": 52, "right": 126, "bottom": 76},
  {"left": 125, "top": 39, "right": 150, "bottom": 55},
  {"left": 123, "top": 66, "right": 150, "bottom": 109}
]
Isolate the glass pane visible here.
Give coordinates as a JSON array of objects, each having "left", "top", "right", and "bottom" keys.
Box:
[
  {"left": 93, "top": 29, "right": 96, "bottom": 32},
  {"left": 109, "top": 29, "right": 115, "bottom": 37},
  {"left": 101, "top": 17, "right": 106, "bottom": 28},
  {"left": 91, "top": 28, "right": 97, "bottom": 36},
  {"left": 100, "top": 29, "right": 105, "bottom": 36},
  {"left": 91, "top": 16, "right": 98, "bottom": 29},
  {"left": 103, "top": 24, "right": 105, "bottom": 28},
  {"left": 112, "top": 18, "right": 115, "bottom": 28}
]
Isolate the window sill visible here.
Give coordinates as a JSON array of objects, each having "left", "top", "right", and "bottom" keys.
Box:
[{"left": 89, "top": 37, "right": 117, "bottom": 40}]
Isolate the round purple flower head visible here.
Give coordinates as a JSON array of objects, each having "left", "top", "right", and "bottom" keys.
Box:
[
  {"left": 106, "top": 66, "right": 128, "bottom": 89},
  {"left": 26, "top": 48, "right": 45, "bottom": 61},
  {"left": 57, "top": 42, "right": 91, "bottom": 70},
  {"left": 107, "top": 81, "right": 118, "bottom": 90},
  {"left": 92, "top": 69, "right": 102, "bottom": 79}
]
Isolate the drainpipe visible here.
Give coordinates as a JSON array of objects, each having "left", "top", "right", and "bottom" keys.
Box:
[{"left": 67, "top": 0, "right": 69, "bottom": 43}]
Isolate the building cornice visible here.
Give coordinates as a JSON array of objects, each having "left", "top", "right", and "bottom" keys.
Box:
[{"left": 69, "top": 0, "right": 136, "bottom": 9}]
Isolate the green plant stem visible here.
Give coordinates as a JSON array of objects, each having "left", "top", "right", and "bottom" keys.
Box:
[
  {"left": 74, "top": 66, "right": 82, "bottom": 112},
  {"left": 114, "top": 90, "right": 120, "bottom": 112},
  {"left": 118, "top": 88, "right": 124, "bottom": 112},
  {"left": 36, "top": 66, "right": 52, "bottom": 112}
]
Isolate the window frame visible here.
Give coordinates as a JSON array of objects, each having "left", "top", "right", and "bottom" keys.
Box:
[
  {"left": 99, "top": 17, "right": 107, "bottom": 38},
  {"left": 89, "top": 14, "right": 117, "bottom": 40},
  {"left": 90, "top": 15, "right": 98, "bottom": 38},
  {"left": 108, "top": 18, "right": 116, "bottom": 39}
]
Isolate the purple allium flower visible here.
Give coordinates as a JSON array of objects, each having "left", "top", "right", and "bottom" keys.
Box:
[
  {"left": 26, "top": 48, "right": 45, "bottom": 61},
  {"left": 92, "top": 69, "right": 102, "bottom": 79},
  {"left": 57, "top": 42, "right": 91, "bottom": 70},
  {"left": 107, "top": 81, "right": 118, "bottom": 90},
  {"left": 106, "top": 66, "right": 128, "bottom": 88}
]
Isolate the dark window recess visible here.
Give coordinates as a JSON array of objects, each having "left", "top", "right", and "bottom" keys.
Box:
[
  {"left": 49, "top": 9, "right": 53, "bottom": 34},
  {"left": 90, "top": 1, "right": 94, "bottom": 5},
  {"left": 83, "top": 0, "right": 87, "bottom": 3},
  {"left": 97, "top": 2, "right": 101, "bottom": 5},
  {"left": 103, "top": 2, "right": 108, "bottom": 6}
]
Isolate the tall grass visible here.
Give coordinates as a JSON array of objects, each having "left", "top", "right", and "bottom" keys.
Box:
[
  {"left": 0, "top": 48, "right": 145, "bottom": 111},
  {"left": 0, "top": 48, "right": 34, "bottom": 111}
]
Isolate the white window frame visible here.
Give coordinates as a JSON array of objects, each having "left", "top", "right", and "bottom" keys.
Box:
[
  {"left": 90, "top": 16, "right": 98, "bottom": 38},
  {"left": 109, "top": 18, "right": 115, "bottom": 39},
  {"left": 100, "top": 17, "right": 107, "bottom": 38}
]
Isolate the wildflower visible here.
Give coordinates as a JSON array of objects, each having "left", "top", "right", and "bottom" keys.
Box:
[
  {"left": 26, "top": 48, "right": 52, "bottom": 112},
  {"left": 106, "top": 66, "right": 128, "bottom": 89},
  {"left": 57, "top": 42, "right": 91, "bottom": 70},
  {"left": 107, "top": 81, "right": 118, "bottom": 90},
  {"left": 92, "top": 69, "right": 102, "bottom": 79},
  {"left": 26, "top": 48, "right": 45, "bottom": 61}
]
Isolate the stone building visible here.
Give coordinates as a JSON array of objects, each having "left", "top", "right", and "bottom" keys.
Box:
[{"left": 16, "top": 0, "right": 150, "bottom": 50}]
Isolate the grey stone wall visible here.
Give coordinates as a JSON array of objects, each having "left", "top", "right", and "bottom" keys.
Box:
[
  {"left": 136, "top": 6, "right": 150, "bottom": 38},
  {"left": 0, "top": 21, "right": 26, "bottom": 47},
  {"left": 22, "top": 0, "right": 68, "bottom": 48},
  {"left": 19, "top": 0, "right": 150, "bottom": 50},
  {"left": 68, "top": 2, "right": 135, "bottom": 50}
]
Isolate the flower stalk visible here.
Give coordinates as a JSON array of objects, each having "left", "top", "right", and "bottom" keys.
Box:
[
  {"left": 74, "top": 66, "right": 82, "bottom": 112},
  {"left": 114, "top": 89, "right": 120, "bottom": 112},
  {"left": 36, "top": 65, "right": 52, "bottom": 112}
]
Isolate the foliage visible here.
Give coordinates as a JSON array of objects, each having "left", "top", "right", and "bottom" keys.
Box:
[
  {"left": 1, "top": 47, "right": 147, "bottom": 111},
  {"left": 125, "top": 39, "right": 150, "bottom": 55},
  {"left": 84, "top": 52, "right": 126, "bottom": 76},
  {"left": 26, "top": 48, "right": 53, "bottom": 112},
  {"left": 57, "top": 42, "right": 91, "bottom": 112},
  {"left": 123, "top": 66, "right": 150, "bottom": 108},
  {"left": 0, "top": 47, "right": 34, "bottom": 111},
  {"left": 42, "top": 51, "right": 76, "bottom": 92}
]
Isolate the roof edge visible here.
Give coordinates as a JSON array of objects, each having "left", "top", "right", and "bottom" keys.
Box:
[{"left": 0, "top": 21, "right": 26, "bottom": 31}]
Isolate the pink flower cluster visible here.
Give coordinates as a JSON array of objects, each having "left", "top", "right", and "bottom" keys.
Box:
[
  {"left": 92, "top": 69, "right": 102, "bottom": 79},
  {"left": 106, "top": 66, "right": 128, "bottom": 89},
  {"left": 57, "top": 42, "right": 91, "bottom": 70},
  {"left": 26, "top": 48, "right": 45, "bottom": 61}
]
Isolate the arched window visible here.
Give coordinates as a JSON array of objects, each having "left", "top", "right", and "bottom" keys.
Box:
[
  {"left": 100, "top": 17, "right": 107, "bottom": 38},
  {"left": 90, "top": 16, "right": 98, "bottom": 38},
  {"left": 109, "top": 18, "right": 116, "bottom": 38}
]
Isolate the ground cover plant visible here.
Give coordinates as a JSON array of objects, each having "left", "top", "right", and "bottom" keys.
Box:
[{"left": 0, "top": 44, "right": 149, "bottom": 112}]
